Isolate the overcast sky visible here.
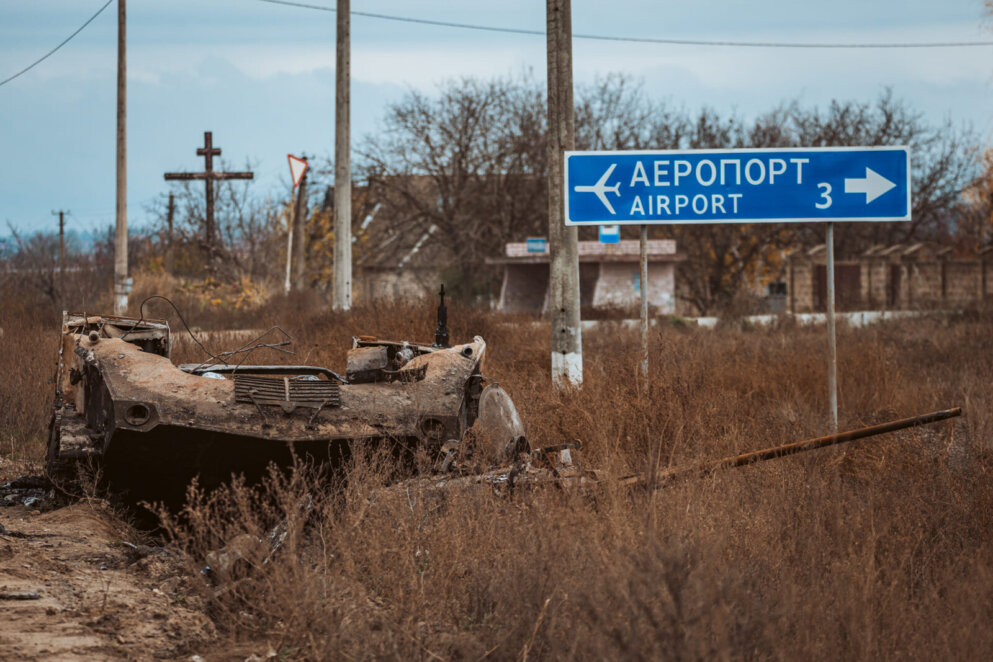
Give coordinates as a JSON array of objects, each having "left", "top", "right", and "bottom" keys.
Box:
[{"left": 1, "top": 0, "right": 991, "bottom": 234}]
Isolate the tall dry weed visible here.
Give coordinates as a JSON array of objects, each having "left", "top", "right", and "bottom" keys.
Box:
[{"left": 5, "top": 278, "right": 993, "bottom": 658}]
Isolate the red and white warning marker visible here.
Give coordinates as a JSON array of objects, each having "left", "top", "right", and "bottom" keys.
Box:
[{"left": 287, "top": 154, "right": 309, "bottom": 188}]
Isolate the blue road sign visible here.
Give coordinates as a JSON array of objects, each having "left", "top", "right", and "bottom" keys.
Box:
[
  {"left": 526, "top": 237, "right": 548, "bottom": 253},
  {"left": 599, "top": 225, "right": 620, "bottom": 244},
  {"left": 565, "top": 146, "right": 910, "bottom": 225}
]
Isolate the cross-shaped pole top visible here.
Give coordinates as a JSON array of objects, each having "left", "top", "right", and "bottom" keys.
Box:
[
  {"left": 195, "top": 131, "right": 221, "bottom": 173},
  {"left": 163, "top": 131, "right": 253, "bottom": 183},
  {"left": 163, "top": 130, "right": 254, "bottom": 271}
]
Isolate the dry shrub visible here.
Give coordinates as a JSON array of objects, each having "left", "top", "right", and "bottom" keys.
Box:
[
  {"left": 162, "top": 302, "right": 993, "bottom": 660},
  {"left": 162, "top": 439, "right": 993, "bottom": 660},
  {"left": 0, "top": 294, "right": 58, "bottom": 463}
]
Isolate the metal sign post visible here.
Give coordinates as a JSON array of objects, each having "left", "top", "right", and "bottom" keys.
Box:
[
  {"left": 284, "top": 216, "right": 293, "bottom": 293},
  {"left": 640, "top": 224, "right": 649, "bottom": 381},
  {"left": 564, "top": 146, "right": 911, "bottom": 426},
  {"left": 285, "top": 154, "right": 309, "bottom": 293},
  {"left": 291, "top": 156, "right": 309, "bottom": 291},
  {"left": 826, "top": 222, "right": 838, "bottom": 431}
]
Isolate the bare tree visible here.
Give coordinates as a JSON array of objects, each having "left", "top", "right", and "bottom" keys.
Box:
[
  {"left": 572, "top": 83, "right": 794, "bottom": 314},
  {"left": 357, "top": 74, "right": 977, "bottom": 312},
  {"left": 575, "top": 73, "right": 691, "bottom": 150},
  {"left": 153, "top": 162, "right": 286, "bottom": 283},
  {"left": 957, "top": 147, "right": 993, "bottom": 251},
  {"left": 785, "top": 90, "right": 978, "bottom": 254},
  {"left": 659, "top": 92, "right": 977, "bottom": 314},
  {"left": 359, "top": 73, "right": 548, "bottom": 296},
  {"left": 1, "top": 223, "right": 115, "bottom": 315}
]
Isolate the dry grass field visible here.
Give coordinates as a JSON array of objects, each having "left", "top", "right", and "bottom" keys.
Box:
[{"left": 2, "top": 278, "right": 992, "bottom": 660}]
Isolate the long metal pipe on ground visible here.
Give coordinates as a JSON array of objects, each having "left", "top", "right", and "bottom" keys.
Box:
[{"left": 618, "top": 407, "right": 962, "bottom": 487}]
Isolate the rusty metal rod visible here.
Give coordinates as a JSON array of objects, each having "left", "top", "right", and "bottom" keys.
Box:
[{"left": 637, "top": 407, "right": 962, "bottom": 485}]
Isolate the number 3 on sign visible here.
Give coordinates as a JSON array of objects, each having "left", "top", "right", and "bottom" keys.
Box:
[{"left": 815, "top": 182, "right": 832, "bottom": 209}]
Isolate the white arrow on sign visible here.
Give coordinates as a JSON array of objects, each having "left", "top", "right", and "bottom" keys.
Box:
[
  {"left": 844, "top": 167, "right": 896, "bottom": 204},
  {"left": 287, "top": 153, "right": 309, "bottom": 189},
  {"left": 574, "top": 163, "right": 620, "bottom": 214}
]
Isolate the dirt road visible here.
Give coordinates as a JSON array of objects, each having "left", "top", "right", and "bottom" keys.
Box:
[{"left": 0, "top": 500, "right": 215, "bottom": 661}]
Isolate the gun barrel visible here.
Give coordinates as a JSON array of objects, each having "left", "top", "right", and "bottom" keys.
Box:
[{"left": 653, "top": 407, "right": 962, "bottom": 484}]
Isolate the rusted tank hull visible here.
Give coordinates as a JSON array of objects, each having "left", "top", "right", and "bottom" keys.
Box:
[
  {"left": 48, "top": 313, "right": 512, "bottom": 507},
  {"left": 100, "top": 426, "right": 352, "bottom": 507}
]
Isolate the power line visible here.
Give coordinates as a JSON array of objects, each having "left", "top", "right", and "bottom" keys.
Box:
[
  {"left": 3, "top": 0, "right": 987, "bottom": 89},
  {"left": 0, "top": 0, "right": 114, "bottom": 88},
  {"left": 258, "top": 0, "right": 993, "bottom": 49}
]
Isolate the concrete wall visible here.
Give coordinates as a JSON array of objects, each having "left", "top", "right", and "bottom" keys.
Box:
[
  {"left": 592, "top": 262, "right": 675, "bottom": 313},
  {"left": 910, "top": 263, "right": 941, "bottom": 304},
  {"left": 789, "top": 260, "right": 815, "bottom": 313},
  {"left": 498, "top": 264, "right": 549, "bottom": 313},
  {"left": 356, "top": 268, "right": 441, "bottom": 303},
  {"left": 861, "top": 261, "right": 891, "bottom": 308},
  {"left": 790, "top": 257, "right": 991, "bottom": 312},
  {"left": 945, "top": 262, "right": 983, "bottom": 306},
  {"left": 498, "top": 261, "right": 677, "bottom": 314}
]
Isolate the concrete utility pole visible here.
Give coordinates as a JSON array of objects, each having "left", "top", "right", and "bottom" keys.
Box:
[
  {"left": 165, "top": 193, "right": 175, "bottom": 274},
  {"left": 332, "top": 0, "right": 352, "bottom": 310},
  {"left": 114, "top": 0, "right": 128, "bottom": 314},
  {"left": 546, "top": 0, "right": 582, "bottom": 386},
  {"left": 292, "top": 160, "right": 309, "bottom": 290}
]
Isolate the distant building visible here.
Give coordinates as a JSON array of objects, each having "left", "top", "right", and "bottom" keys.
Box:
[
  {"left": 337, "top": 177, "right": 450, "bottom": 303},
  {"left": 487, "top": 239, "right": 683, "bottom": 314},
  {"left": 353, "top": 215, "right": 450, "bottom": 303},
  {"left": 787, "top": 242, "right": 993, "bottom": 312},
  {"left": 347, "top": 173, "right": 540, "bottom": 304}
]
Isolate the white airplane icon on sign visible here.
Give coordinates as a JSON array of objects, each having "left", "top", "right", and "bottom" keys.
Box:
[{"left": 573, "top": 163, "right": 620, "bottom": 214}]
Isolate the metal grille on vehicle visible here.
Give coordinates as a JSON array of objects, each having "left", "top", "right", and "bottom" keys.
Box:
[{"left": 234, "top": 375, "right": 340, "bottom": 408}]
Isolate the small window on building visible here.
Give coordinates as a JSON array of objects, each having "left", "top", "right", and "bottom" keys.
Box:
[{"left": 767, "top": 281, "right": 787, "bottom": 296}]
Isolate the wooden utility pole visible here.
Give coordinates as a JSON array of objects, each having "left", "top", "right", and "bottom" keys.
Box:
[
  {"left": 166, "top": 193, "right": 175, "bottom": 274},
  {"left": 52, "top": 210, "right": 67, "bottom": 275},
  {"left": 164, "top": 131, "right": 253, "bottom": 272},
  {"left": 292, "top": 160, "right": 309, "bottom": 290},
  {"left": 114, "top": 0, "right": 128, "bottom": 314},
  {"left": 332, "top": 0, "right": 352, "bottom": 310},
  {"left": 546, "top": 0, "right": 582, "bottom": 386}
]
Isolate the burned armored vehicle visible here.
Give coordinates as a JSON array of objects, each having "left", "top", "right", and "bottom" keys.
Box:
[
  {"left": 47, "top": 290, "right": 963, "bottom": 509},
  {"left": 47, "top": 295, "right": 529, "bottom": 507}
]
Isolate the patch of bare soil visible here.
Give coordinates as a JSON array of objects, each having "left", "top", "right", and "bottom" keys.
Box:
[{"left": 0, "top": 501, "right": 215, "bottom": 661}]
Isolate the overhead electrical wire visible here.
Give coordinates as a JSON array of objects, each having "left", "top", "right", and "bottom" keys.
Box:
[
  {"left": 0, "top": 0, "right": 114, "bottom": 88},
  {"left": 257, "top": 0, "right": 993, "bottom": 49},
  {"left": 4, "top": 0, "right": 990, "bottom": 88}
]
